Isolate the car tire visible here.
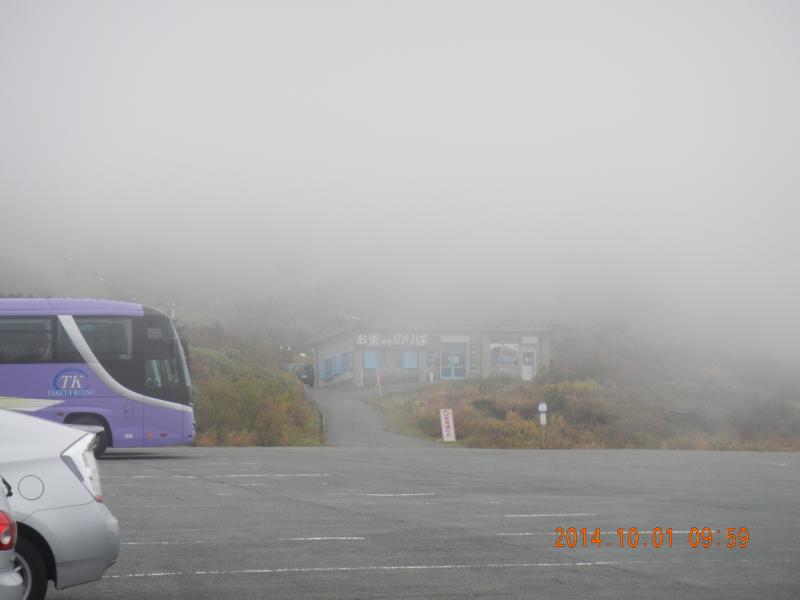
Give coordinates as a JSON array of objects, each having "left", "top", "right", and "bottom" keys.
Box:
[
  {"left": 70, "top": 416, "right": 109, "bottom": 458},
  {"left": 14, "top": 535, "right": 48, "bottom": 600}
]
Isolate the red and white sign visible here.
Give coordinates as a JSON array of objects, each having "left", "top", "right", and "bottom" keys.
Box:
[{"left": 439, "top": 409, "right": 456, "bottom": 442}]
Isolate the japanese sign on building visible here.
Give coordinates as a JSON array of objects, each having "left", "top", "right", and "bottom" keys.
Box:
[{"left": 354, "top": 333, "right": 429, "bottom": 348}]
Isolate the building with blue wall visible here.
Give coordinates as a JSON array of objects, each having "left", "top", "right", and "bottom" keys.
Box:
[{"left": 309, "top": 325, "right": 551, "bottom": 388}]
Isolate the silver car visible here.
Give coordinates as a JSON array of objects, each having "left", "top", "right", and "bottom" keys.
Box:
[
  {"left": 0, "top": 410, "right": 119, "bottom": 600},
  {"left": 0, "top": 479, "right": 23, "bottom": 600}
]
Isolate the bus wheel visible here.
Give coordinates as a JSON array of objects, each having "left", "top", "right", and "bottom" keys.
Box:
[
  {"left": 70, "top": 416, "right": 109, "bottom": 458},
  {"left": 14, "top": 535, "right": 49, "bottom": 600}
]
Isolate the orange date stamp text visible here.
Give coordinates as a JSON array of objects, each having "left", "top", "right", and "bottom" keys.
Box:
[{"left": 553, "top": 527, "right": 749, "bottom": 549}]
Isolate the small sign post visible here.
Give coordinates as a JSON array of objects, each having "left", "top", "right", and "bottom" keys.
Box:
[
  {"left": 537, "top": 402, "right": 548, "bottom": 448},
  {"left": 439, "top": 409, "right": 456, "bottom": 442}
]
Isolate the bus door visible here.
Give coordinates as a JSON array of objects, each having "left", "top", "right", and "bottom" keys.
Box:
[
  {"left": 141, "top": 318, "right": 186, "bottom": 446},
  {"left": 142, "top": 364, "right": 186, "bottom": 446}
]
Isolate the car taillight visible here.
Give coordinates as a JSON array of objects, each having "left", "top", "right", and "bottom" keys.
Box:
[
  {"left": 61, "top": 434, "right": 104, "bottom": 502},
  {"left": 0, "top": 511, "right": 16, "bottom": 550}
]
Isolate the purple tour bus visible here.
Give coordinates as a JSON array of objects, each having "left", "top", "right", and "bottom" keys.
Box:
[{"left": 0, "top": 298, "right": 195, "bottom": 455}]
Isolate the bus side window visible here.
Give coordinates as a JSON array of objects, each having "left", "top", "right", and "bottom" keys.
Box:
[
  {"left": 56, "top": 322, "right": 83, "bottom": 362},
  {"left": 75, "top": 318, "right": 133, "bottom": 360},
  {"left": 0, "top": 319, "right": 53, "bottom": 363}
]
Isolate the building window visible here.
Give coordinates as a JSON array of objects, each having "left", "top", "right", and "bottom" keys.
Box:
[
  {"left": 321, "top": 357, "right": 335, "bottom": 380},
  {"left": 490, "top": 341, "right": 520, "bottom": 374},
  {"left": 402, "top": 351, "right": 418, "bottom": 369},
  {"left": 363, "top": 351, "right": 377, "bottom": 369}
]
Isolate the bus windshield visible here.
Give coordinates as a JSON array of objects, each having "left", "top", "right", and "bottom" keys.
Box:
[{"left": 142, "top": 314, "right": 192, "bottom": 402}]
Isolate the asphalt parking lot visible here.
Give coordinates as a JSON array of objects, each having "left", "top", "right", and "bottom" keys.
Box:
[{"left": 50, "top": 445, "right": 799, "bottom": 600}]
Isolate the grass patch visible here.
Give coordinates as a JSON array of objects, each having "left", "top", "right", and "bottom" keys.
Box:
[
  {"left": 375, "top": 378, "right": 800, "bottom": 451},
  {"left": 367, "top": 390, "right": 431, "bottom": 440}
]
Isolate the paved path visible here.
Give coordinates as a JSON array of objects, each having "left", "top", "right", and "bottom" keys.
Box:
[{"left": 310, "top": 383, "right": 435, "bottom": 447}]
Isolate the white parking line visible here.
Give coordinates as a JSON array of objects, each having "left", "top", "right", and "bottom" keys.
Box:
[
  {"left": 104, "top": 475, "right": 199, "bottom": 480},
  {"left": 102, "top": 483, "right": 148, "bottom": 487},
  {"left": 106, "top": 557, "right": 795, "bottom": 579},
  {"left": 109, "top": 572, "right": 181, "bottom": 578},
  {"left": 122, "top": 541, "right": 207, "bottom": 546},
  {"left": 223, "top": 474, "right": 330, "bottom": 478},
  {"left": 279, "top": 537, "right": 366, "bottom": 542},
  {"left": 122, "top": 537, "right": 366, "bottom": 545},
  {"left": 110, "top": 504, "right": 234, "bottom": 509},
  {"left": 357, "top": 493, "right": 435, "bottom": 497},
  {"left": 503, "top": 513, "right": 596, "bottom": 518},
  {"left": 495, "top": 531, "right": 555, "bottom": 537},
  {"left": 497, "top": 530, "right": 692, "bottom": 537}
]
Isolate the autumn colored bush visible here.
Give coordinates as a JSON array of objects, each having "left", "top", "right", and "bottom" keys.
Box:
[
  {"left": 397, "top": 377, "right": 800, "bottom": 451},
  {"left": 185, "top": 332, "right": 324, "bottom": 447}
]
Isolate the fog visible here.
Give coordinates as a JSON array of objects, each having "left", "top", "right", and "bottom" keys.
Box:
[{"left": 1, "top": 1, "right": 798, "bottom": 360}]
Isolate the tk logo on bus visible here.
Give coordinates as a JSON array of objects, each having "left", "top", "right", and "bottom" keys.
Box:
[{"left": 49, "top": 369, "right": 96, "bottom": 398}]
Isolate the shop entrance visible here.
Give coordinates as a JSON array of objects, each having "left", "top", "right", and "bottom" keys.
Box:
[{"left": 440, "top": 343, "right": 467, "bottom": 379}]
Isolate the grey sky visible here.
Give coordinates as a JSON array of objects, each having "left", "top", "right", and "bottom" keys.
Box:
[{"left": 1, "top": 1, "right": 798, "bottom": 358}]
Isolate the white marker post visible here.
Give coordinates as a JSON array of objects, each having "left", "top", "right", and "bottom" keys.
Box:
[
  {"left": 538, "top": 402, "right": 547, "bottom": 426},
  {"left": 439, "top": 409, "right": 456, "bottom": 442},
  {"left": 538, "top": 402, "right": 548, "bottom": 448}
]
